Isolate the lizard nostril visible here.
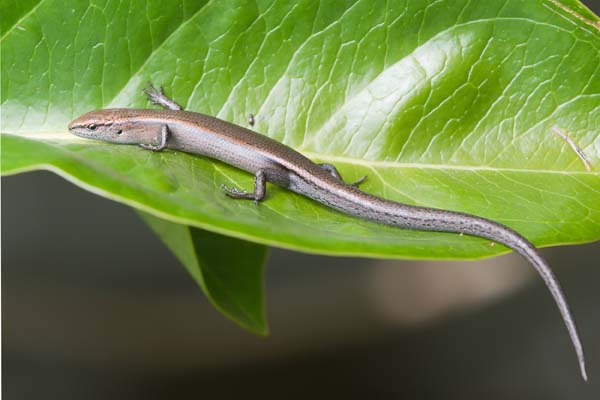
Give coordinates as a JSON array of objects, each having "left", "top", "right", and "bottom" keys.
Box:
[{"left": 116, "top": 130, "right": 123, "bottom": 135}]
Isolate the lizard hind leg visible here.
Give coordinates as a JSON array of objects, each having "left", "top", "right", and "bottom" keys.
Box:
[
  {"left": 221, "top": 170, "right": 268, "bottom": 205},
  {"left": 319, "top": 163, "right": 366, "bottom": 187}
]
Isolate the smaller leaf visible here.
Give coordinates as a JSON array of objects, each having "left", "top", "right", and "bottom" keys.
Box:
[{"left": 139, "top": 211, "right": 269, "bottom": 335}]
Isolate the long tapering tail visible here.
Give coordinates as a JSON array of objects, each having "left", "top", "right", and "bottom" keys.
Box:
[
  {"left": 316, "top": 183, "right": 587, "bottom": 380},
  {"left": 501, "top": 233, "right": 587, "bottom": 381},
  {"left": 385, "top": 203, "right": 586, "bottom": 380},
  {"left": 385, "top": 202, "right": 587, "bottom": 380}
]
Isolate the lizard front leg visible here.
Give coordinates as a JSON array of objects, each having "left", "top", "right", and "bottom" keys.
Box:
[
  {"left": 144, "top": 82, "right": 183, "bottom": 111},
  {"left": 139, "top": 125, "right": 169, "bottom": 151}
]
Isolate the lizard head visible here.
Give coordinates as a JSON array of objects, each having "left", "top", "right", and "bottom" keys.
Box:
[{"left": 68, "top": 109, "right": 151, "bottom": 144}]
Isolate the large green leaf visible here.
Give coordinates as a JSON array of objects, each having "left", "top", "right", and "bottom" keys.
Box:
[
  {"left": 139, "top": 211, "right": 269, "bottom": 335},
  {"left": 2, "top": 0, "right": 599, "bottom": 259}
]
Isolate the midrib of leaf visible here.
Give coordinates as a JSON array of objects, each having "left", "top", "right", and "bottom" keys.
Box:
[{"left": 3, "top": 132, "right": 595, "bottom": 176}]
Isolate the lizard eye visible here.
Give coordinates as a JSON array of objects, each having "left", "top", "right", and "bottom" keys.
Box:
[{"left": 88, "top": 124, "right": 97, "bottom": 131}]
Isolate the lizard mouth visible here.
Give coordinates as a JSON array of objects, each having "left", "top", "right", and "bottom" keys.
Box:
[{"left": 68, "top": 126, "right": 93, "bottom": 139}]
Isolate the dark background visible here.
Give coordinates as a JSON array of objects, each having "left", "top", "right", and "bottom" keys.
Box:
[{"left": 3, "top": 2, "right": 600, "bottom": 398}]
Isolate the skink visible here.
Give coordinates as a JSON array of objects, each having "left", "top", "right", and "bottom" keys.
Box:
[{"left": 69, "top": 83, "right": 586, "bottom": 380}]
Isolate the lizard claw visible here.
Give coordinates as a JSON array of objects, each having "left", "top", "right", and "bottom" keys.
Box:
[
  {"left": 351, "top": 175, "right": 367, "bottom": 187},
  {"left": 139, "top": 143, "right": 161, "bottom": 151},
  {"left": 220, "top": 183, "right": 252, "bottom": 199},
  {"left": 144, "top": 82, "right": 163, "bottom": 105}
]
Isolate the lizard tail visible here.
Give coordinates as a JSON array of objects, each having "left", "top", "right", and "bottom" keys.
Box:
[{"left": 322, "top": 185, "right": 587, "bottom": 380}]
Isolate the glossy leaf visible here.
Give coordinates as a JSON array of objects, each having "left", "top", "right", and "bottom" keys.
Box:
[
  {"left": 139, "top": 211, "right": 269, "bottom": 334},
  {"left": 2, "top": 0, "right": 599, "bottom": 259}
]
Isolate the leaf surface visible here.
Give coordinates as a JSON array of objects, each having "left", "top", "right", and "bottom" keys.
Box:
[{"left": 2, "top": 0, "right": 599, "bottom": 259}]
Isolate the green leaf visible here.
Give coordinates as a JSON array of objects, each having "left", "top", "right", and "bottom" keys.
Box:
[
  {"left": 139, "top": 211, "right": 269, "bottom": 335},
  {"left": 2, "top": 0, "right": 599, "bottom": 259}
]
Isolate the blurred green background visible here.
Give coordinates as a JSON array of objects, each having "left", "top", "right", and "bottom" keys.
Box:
[{"left": 3, "top": 1, "right": 600, "bottom": 398}]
